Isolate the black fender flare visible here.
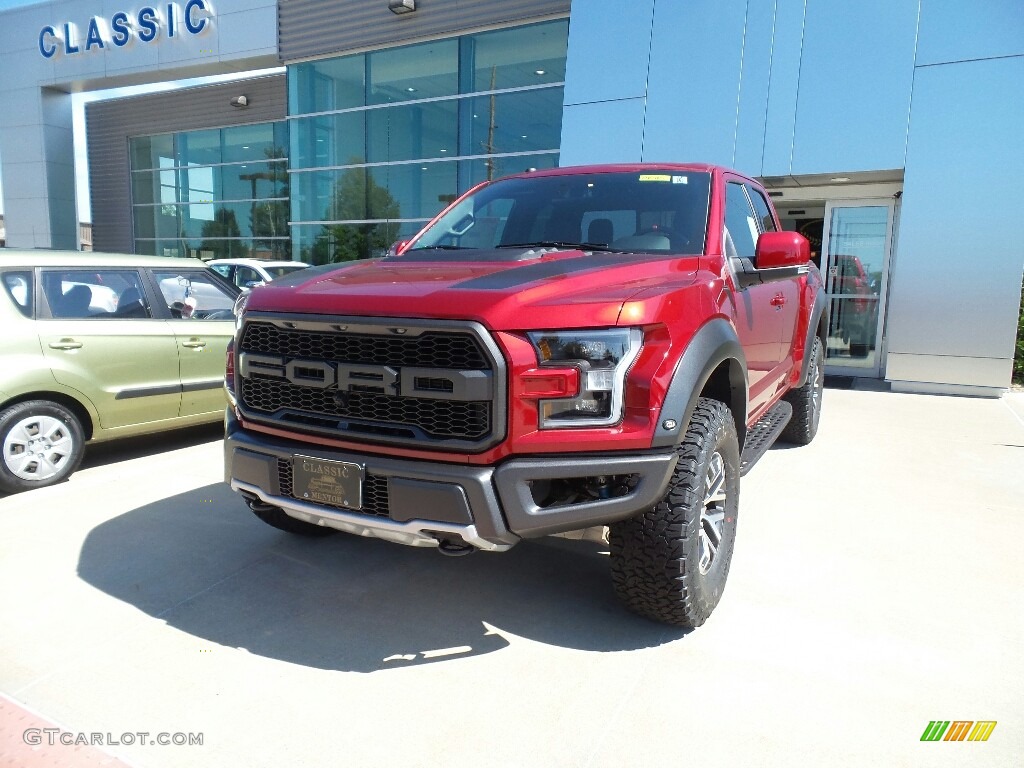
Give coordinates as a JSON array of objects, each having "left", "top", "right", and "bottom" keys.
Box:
[
  {"left": 652, "top": 318, "right": 749, "bottom": 450},
  {"left": 796, "top": 289, "right": 828, "bottom": 387}
]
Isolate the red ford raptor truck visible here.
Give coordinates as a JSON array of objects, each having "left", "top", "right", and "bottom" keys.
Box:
[{"left": 223, "top": 163, "right": 826, "bottom": 628}]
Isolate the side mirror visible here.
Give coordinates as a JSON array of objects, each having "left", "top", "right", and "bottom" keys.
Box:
[{"left": 755, "top": 231, "right": 810, "bottom": 269}]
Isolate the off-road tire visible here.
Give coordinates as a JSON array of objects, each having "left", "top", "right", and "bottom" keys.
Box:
[
  {"left": 0, "top": 400, "right": 85, "bottom": 494},
  {"left": 609, "top": 398, "right": 740, "bottom": 628},
  {"left": 780, "top": 336, "right": 824, "bottom": 445},
  {"left": 249, "top": 501, "right": 336, "bottom": 537}
]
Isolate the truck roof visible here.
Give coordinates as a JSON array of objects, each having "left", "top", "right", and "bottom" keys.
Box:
[{"left": 501, "top": 162, "right": 757, "bottom": 183}]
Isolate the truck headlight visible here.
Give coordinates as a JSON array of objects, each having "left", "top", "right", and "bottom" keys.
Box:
[{"left": 527, "top": 328, "right": 642, "bottom": 428}]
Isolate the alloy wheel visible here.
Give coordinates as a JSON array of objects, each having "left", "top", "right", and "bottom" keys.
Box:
[{"left": 698, "top": 451, "right": 728, "bottom": 575}]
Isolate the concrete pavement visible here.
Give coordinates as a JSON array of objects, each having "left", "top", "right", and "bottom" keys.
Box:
[{"left": 1, "top": 389, "right": 1022, "bottom": 767}]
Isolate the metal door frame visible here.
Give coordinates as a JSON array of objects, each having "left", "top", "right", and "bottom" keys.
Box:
[{"left": 821, "top": 197, "right": 896, "bottom": 377}]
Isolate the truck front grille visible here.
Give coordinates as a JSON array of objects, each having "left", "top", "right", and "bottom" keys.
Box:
[{"left": 236, "top": 315, "right": 505, "bottom": 451}]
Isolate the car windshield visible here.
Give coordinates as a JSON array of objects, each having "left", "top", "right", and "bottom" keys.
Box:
[{"left": 407, "top": 170, "right": 711, "bottom": 255}]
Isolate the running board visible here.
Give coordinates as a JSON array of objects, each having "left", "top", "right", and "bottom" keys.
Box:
[{"left": 739, "top": 400, "right": 793, "bottom": 476}]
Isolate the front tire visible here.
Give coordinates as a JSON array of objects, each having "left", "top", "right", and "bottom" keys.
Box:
[
  {"left": 0, "top": 400, "right": 85, "bottom": 494},
  {"left": 609, "top": 398, "right": 740, "bottom": 628},
  {"left": 781, "top": 336, "right": 824, "bottom": 445}
]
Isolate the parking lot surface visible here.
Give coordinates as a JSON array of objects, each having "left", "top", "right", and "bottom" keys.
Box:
[{"left": 1, "top": 388, "right": 1022, "bottom": 768}]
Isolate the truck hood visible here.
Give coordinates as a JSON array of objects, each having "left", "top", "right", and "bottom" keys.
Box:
[{"left": 246, "top": 249, "right": 701, "bottom": 330}]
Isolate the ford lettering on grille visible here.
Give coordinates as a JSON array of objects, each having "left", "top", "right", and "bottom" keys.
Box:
[
  {"left": 235, "top": 318, "right": 503, "bottom": 449},
  {"left": 239, "top": 353, "right": 492, "bottom": 401}
]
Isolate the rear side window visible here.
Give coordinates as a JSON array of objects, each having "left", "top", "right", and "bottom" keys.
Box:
[
  {"left": 2, "top": 271, "right": 33, "bottom": 317},
  {"left": 40, "top": 270, "right": 151, "bottom": 319}
]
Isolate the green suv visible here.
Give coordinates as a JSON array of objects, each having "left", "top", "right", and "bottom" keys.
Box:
[{"left": 0, "top": 251, "right": 240, "bottom": 494}]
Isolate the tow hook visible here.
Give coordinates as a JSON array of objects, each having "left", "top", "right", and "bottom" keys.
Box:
[{"left": 437, "top": 539, "right": 474, "bottom": 557}]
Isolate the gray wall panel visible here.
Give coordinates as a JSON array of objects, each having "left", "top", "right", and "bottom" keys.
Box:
[
  {"left": 761, "top": 0, "right": 807, "bottom": 176},
  {"left": 562, "top": 0, "right": 653, "bottom": 106},
  {"left": 732, "top": 0, "right": 776, "bottom": 173},
  {"left": 885, "top": 55, "right": 1024, "bottom": 386},
  {"left": 643, "top": 0, "right": 747, "bottom": 167},
  {"left": 86, "top": 75, "right": 286, "bottom": 253},
  {"left": 790, "top": 0, "right": 918, "bottom": 174},
  {"left": 279, "top": 0, "right": 570, "bottom": 62},
  {"left": 916, "top": 0, "right": 1023, "bottom": 66}
]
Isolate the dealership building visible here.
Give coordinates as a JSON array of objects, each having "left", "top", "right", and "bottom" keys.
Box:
[{"left": 0, "top": 0, "right": 1021, "bottom": 395}]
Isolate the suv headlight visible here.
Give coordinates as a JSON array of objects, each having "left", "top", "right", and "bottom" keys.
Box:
[{"left": 527, "top": 328, "right": 642, "bottom": 428}]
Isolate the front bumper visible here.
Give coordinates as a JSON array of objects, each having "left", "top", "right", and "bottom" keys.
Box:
[{"left": 224, "top": 411, "right": 677, "bottom": 551}]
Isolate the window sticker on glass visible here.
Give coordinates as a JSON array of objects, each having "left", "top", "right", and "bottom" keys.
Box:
[
  {"left": 672, "top": 175, "right": 688, "bottom": 184},
  {"left": 638, "top": 174, "right": 671, "bottom": 182}
]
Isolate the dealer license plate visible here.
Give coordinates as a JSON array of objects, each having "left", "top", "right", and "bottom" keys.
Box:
[{"left": 292, "top": 456, "right": 364, "bottom": 511}]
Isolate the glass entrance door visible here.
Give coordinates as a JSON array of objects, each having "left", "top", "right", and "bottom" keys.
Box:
[{"left": 821, "top": 199, "right": 895, "bottom": 376}]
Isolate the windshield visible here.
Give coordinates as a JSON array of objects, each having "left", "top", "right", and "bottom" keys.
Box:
[{"left": 408, "top": 170, "right": 711, "bottom": 255}]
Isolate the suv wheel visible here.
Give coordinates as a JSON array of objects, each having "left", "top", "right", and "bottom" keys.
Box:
[
  {"left": 609, "top": 398, "right": 740, "bottom": 628},
  {"left": 781, "top": 336, "right": 824, "bottom": 445},
  {"left": 0, "top": 401, "right": 85, "bottom": 494}
]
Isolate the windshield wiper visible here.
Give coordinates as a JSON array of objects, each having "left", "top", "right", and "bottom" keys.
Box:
[
  {"left": 497, "top": 241, "right": 623, "bottom": 252},
  {"left": 405, "top": 244, "right": 470, "bottom": 251}
]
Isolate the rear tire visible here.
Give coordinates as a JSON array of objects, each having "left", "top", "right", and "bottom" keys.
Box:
[
  {"left": 609, "top": 398, "right": 740, "bottom": 628},
  {"left": 781, "top": 336, "right": 824, "bottom": 445},
  {"left": 247, "top": 498, "right": 336, "bottom": 537},
  {"left": 0, "top": 400, "right": 85, "bottom": 494}
]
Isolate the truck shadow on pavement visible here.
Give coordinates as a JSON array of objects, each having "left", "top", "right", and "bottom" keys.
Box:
[{"left": 77, "top": 483, "right": 686, "bottom": 673}]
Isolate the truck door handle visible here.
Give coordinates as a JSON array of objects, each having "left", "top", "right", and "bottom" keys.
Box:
[
  {"left": 181, "top": 338, "right": 207, "bottom": 349},
  {"left": 770, "top": 294, "right": 787, "bottom": 308},
  {"left": 49, "top": 339, "right": 83, "bottom": 350}
]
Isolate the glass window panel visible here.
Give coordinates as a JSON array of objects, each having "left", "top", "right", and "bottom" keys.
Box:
[
  {"left": 461, "top": 152, "right": 559, "bottom": 188},
  {"left": 291, "top": 169, "right": 367, "bottom": 222},
  {"left": 134, "top": 239, "right": 189, "bottom": 257},
  {"left": 724, "top": 182, "right": 758, "bottom": 258},
  {"left": 130, "top": 169, "right": 179, "bottom": 207},
  {"left": 2, "top": 271, "right": 33, "bottom": 317},
  {"left": 132, "top": 204, "right": 179, "bottom": 240},
  {"left": 129, "top": 134, "right": 174, "bottom": 171},
  {"left": 290, "top": 112, "right": 366, "bottom": 169},
  {"left": 152, "top": 269, "right": 236, "bottom": 318},
  {"left": 292, "top": 222, "right": 410, "bottom": 265},
  {"left": 367, "top": 101, "right": 458, "bottom": 163},
  {"left": 179, "top": 166, "right": 217, "bottom": 204},
  {"left": 289, "top": 55, "right": 366, "bottom": 114},
  {"left": 746, "top": 185, "right": 777, "bottom": 232},
  {"left": 368, "top": 162, "right": 458, "bottom": 221},
  {"left": 368, "top": 39, "right": 458, "bottom": 105},
  {"left": 222, "top": 162, "right": 289, "bottom": 200},
  {"left": 464, "top": 88, "right": 564, "bottom": 158},
  {"left": 467, "top": 20, "right": 568, "bottom": 91},
  {"left": 223, "top": 123, "right": 277, "bottom": 164},
  {"left": 44, "top": 270, "right": 148, "bottom": 319},
  {"left": 251, "top": 200, "right": 290, "bottom": 244},
  {"left": 180, "top": 201, "right": 262, "bottom": 239},
  {"left": 178, "top": 129, "right": 221, "bottom": 166}
]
